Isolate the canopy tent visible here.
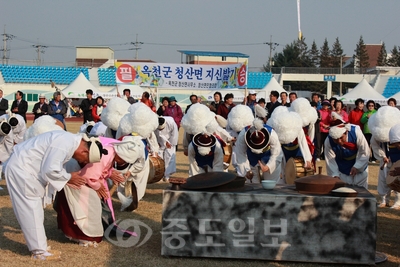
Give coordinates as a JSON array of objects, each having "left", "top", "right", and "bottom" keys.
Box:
[
  {"left": 257, "top": 76, "right": 288, "bottom": 100},
  {"left": 61, "top": 73, "right": 100, "bottom": 99},
  {"left": 339, "top": 78, "right": 387, "bottom": 105},
  {"left": 202, "top": 89, "right": 245, "bottom": 103},
  {"left": 108, "top": 85, "right": 145, "bottom": 99}
]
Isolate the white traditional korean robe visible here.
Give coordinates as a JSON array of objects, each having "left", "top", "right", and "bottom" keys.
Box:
[
  {"left": 235, "top": 127, "right": 283, "bottom": 183},
  {"left": 155, "top": 116, "right": 179, "bottom": 179},
  {"left": 188, "top": 139, "right": 224, "bottom": 177},
  {"left": 4, "top": 131, "right": 82, "bottom": 254},
  {"left": 324, "top": 125, "right": 369, "bottom": 188},
  {"left": 0, "top": 130, "right": 14, "bottom": 175}
]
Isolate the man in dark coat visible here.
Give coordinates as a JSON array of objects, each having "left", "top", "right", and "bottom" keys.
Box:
[
  {"left": 0, "top": 88, "right": 8, "bottom": 116},
  {"left": 266, "top": 90, "right": 281, "bottom": 120},
  {"left": 79, "top": 89, "right": 96, "bottom": 123},
  {"left": 32, "top": 94, "right": 49, "bottom": 121},
  {"left": 11, "top": 90, "right": 28, "bottom": 122}
]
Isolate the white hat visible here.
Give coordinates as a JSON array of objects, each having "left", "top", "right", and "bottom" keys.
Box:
[
  {"left": 82, "top": 134, "right": 104, "bottom": 163},
  {"left": 329, "top": 124, "right": 351, "bottom": 139},
  {"left": 113, "top": 136, "right": 144, "bottom": 164},
  {"left": 158, "top": 116, "right": 166, "bottom": 130},
  {"left": 249, "top": 90, "right": 257, "bottom": 95},
  {"left": 369, "top": 106, "right": 400, "bottom": 143},
  {"left": 39, "top": 94, "right": 46, "bottom": 99},
  {"left": 255, "top": 104, "right": 267, "bottom": 119},
  {"left": 389, "top": 123, "right": 400, "bottom": 144},
  {"left": 215, "top": 115, "right": 227, "bottom": 128},
  {"left": 0, "top": 119, "right": 11, "bottom": 136}
]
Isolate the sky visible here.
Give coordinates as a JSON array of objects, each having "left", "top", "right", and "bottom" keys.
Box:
[{"left": 1, "top": 0, "right": 399, "bottom": 69}]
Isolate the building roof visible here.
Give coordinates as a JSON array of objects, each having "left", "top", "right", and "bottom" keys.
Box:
[{"left": 178, "top": 50, "right": 249, "bottom": 58}]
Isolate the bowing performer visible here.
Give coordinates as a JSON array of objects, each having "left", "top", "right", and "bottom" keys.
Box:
[
  {"left": 324, "top": 120, "right": 370, "bottom": 188},
  {"left": 4, "top": 131, "right": 106, "bottom": 260},
  {"left": 387, "top": 123, "right": 400, "bottom": 209},
  {"left": 369, "top": 106, "right": 400, "bottom": 209},
  {"left": 0, "top": 119, "right": 14, "bottom": 178},
  {"left": 101, "top": 97, "right": 130, "bottom": 138},
  {"left": 181, "top": 103, "right": 224, "bottom": 176},
  {"left": 115, "top": 102, "right": 159, "bottom": 211},
  {"left": 267, "top": 106, "right": 312, "bottom": 183},
  {"left": 235, "top": 117, "right": 283, "bottom": 183},
  {"left": 0, "top": 112, "right": 26, "bottom": 144}
]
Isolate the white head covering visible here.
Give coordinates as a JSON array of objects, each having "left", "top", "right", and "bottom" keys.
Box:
[
  {"left": 89, "top": 122, "right": 108, "bottom": 136},
  {"left": 23, "top": 115, "right": 63, "bottom": 140},
  {"left": 228, "top": 105, "right": 254, "bottom": 133},
  {"left": 289, "top": 97, "right": 318, "bottom": 127},
  {"left": 79, "top": 121, "right": 96, "bottom": 134},
  {"left": 82, "top": 134, "right": 103, "bottom": 163},
  {"left": 181, "top": 103, "right": 217, "bottom": 135},
  {"left": 255, "top": 105, "right": 267, "bottom": 119},
  {"left": 389, "top": 123, "right": 400, "bottom": 144},
  {"left": 0, "top": 119, "right": 11, "bottom": 136},
  {"left": 101, "top": 97, "right": 130, "bottom": 131},
  {"left": 112, "top": 135, "right": 144, "bottom": 164},
  {"left": 215, "top": 115, "right": 227, "bottom": 129},
  {"left": 267, "top": 106, "right": 302, "bottom": 144},
  {"left": 369, "top": 106, "right": 400, "bottom": 142},
  {"left": 329, "top": 123, "right": 351, "bottom": 139},
  {"left": 117, "top": 102, "right": 158, "bottom": 139}
]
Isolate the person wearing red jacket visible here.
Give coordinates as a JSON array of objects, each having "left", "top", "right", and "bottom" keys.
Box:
[
  {"left": 348, "top": 98, "right": 365, "bottom": 131},
  {"left": 140, "top": 91, "right": 156, "bottom": 112},
  {"left": 319, "top": 100, "right": 332, "bottom": 160},
  {"left": 92, "top": 96, "right": 106, "bottom": 123}
]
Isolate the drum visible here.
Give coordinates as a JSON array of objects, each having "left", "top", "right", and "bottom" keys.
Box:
[
  {"left": 386, "top": 160, "right": 400, "bottom": 191},
  {"left": 148, "top": 156, "right": 165, "bottom": 184},
  {"left": 223, "top": 143, "right": 233, "bottom": 165},
  {"left": 285, "top": 157, "right": 315, "bottom": 185}
]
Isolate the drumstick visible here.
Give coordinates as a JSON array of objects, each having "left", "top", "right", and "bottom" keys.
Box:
[{"left": 380, "top": 162, "right": 387, "bottom": 171}]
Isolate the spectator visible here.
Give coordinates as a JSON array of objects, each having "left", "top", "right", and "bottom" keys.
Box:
[
  {"left": 311, "top": 93, "right": 322, "bottom": 110},
  {"left": 79, "top": 89, "right": 96, "bottom": 123},
  {"left": 32, "top": 94, "right": 49, "bottom": 121},
  {"left": 209, "top": 92, "right": 222, "bottom": 114},
  {"left": 122, "top": 88, "right": 136, "bottom": 104},
  {"left": 387, "top": 98, "right": 397, "bottom": 107},
  {"left": 280, "top": 92, "right": 290, "bottom": 107},
  {"left": 266, "top": 90, "right": 280, "bottom": 119},
  {"left": 329, "top": 97, "right": 337, "bottom": 110},
  {"left": 243, "top": 90, "right": 258, "bottom": 115},
  {"left": 360, "top": 100, "right": 377, "bottom": 162},
  {"left": 185, "top": 94, "right": 198, "bottom": 114},
  {"left": 348, "top": 98, "right": 365, "bottom": 131},
  {"left": 258, "top": 98, "right": 266, "bottom": 108},
  {"left": 157, "top": 97, "right": 169, "bottom": 116},
  {"left": 48, "top": 91, "right": 68, "bottom": 130},
  {"left": 333, "top": 99, "right": 349, "bottom": 122},
  {"left": 217, "top": 93, "right": 235, "bottom": 119},
  {"left": 140, "top": 91, "right": 156, "bottom": 112},
  {"left": 289, "top": 92, "right": 297, "bottom": 103},
  {"left": 0, "top": 88, "right": 8, "bottom": 116},
  {"left": 310, "top": 101, "right": 321, "bottom": 161},
  {"left": 319, "top": 99, "right": 332, "bottom": 160},
  {"left": 11, "top": 90, "right": 28, "bottom": 122},
  {"left": 91, "top": 96, "right": 105, "bottom": 123},
  {"left": 163, "top": 96, "right": 183, "bottom": 128}
]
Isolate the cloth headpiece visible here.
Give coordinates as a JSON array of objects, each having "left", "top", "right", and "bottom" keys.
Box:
[
  {"left": 112, "top": 136, "right": 144, "bottom": 164},
  {"left": 82, "top": 134, "right": 107, "bottom": 163},
  {"left": 158, "top": 116, "right": 166, "bottom": 130},
  {"left": 215, "top": 115, "right": 227, "bottom": 129},
  {"left": 7, "top": 112, "right": 19, "bottom": 129},
  {"left": 0, "top": 119, "right": 11, "bottom": 136},
  {"left": 329, "top": 123, "right": 351, "bottom": 139}
]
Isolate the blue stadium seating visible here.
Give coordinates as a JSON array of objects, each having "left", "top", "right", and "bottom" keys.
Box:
[
  {"left": 382, "top": 76, "right": 400, "bottom": 98},
  {"left": 98, "top": 67, "right": 117, "bottom": 86},
  {"left": 0, "top": 64, "right": 89, "bottom": 84},
  {"left": 246, "top": 72, "right": 273, "bottom": 89}
]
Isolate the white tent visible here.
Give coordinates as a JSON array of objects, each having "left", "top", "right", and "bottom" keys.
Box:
[
  {"left": 108, "top": 85, "right": 144, "bottom": 99},
  {"left": 339, "top": 78, "right": 387, "bottom": 105},
  {"left": 387, "top": 91, "right": 400, "bottom": 103},
  {"left": 61, "top": 73, "right": 100, "bottom": 98},
  {"left": 202, "top": 89, "right": 245, "bottom": 103},
  {"left": 258, "top": 76, "right": 288, "bottom": 100}
]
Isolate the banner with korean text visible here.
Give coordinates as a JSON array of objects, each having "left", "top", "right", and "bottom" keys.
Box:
[{"left": 115, "top": 61, "right": 247, "bottom": 89}]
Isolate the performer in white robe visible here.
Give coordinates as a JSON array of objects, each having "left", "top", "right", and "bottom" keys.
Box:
[
  {"left": 155, "top": 116, "right": 178, "bottom": 181},
  {"left": 267, "top": 106, "right": 312, "bottom": 184},
  {"left": 0, "top": 112, "right": 26, "bottom": 144},
  {"left": 387, "top": 123, "right": 400, "bottom": 209},
  {"left": 181, "top": 103, "right": 223, "bottom": 176},
  {"left": 236, "top": 118, "right": 283, "bottom": 183},
  {"left": 0, "top": 120, "right": 14, "bottom": 182},
  {"left": 324, "top": 121, "right": 370, "bottom": 188},
  {"left": 369, "top": 106, "right": 400, "bottom": 208},
  {"left": 4, "top": 131, "right": 105, "bottom": 260},
  {"left": 101, "top": 97, "right": 130, "bottom": 138},
  {"left": 114, "top": 103, "right": 159, "bottom": 211},
  {"left": 23, "top": 115, "right": 64, "bottom": 141}
]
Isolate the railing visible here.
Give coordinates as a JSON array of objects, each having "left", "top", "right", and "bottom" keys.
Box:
[{"left": 275, "top": 67, "right": 376, "bottom": 75}]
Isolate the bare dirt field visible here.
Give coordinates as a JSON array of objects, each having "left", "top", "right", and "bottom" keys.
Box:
[{"left": 0, "top": 120, "right": 399, "bottom": 267}]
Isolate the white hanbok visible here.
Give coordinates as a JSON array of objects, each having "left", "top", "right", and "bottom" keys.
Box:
[
  {"left": 0, "top": 131, "right": 14, "bottom": 175},
  {"left": 188, "top": 140, "right": 224, "bottom": 176},
  {"left": 155, "top": 116, "right": 178, "bottom": 178},
  {"left": 324, "top": 125, "right": 369, "bottom": 188},
  {"left": 0, "top": 114, "right": 26, "bottom": 144},
  {"left": 235, "top": 127, "right": 283, "bottom": 183},
  {"left": 4, "top": 131, "right": 82, "bottom": 253}
]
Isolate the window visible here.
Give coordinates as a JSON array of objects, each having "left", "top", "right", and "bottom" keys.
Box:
[
  {"left": 222, "top": 56, "right": 227, "bottom": 61},
  {"left": 26, "top": 93, "right": 38, "bottom": 102}
]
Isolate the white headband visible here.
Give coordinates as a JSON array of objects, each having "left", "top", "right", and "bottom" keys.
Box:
[
  {"left": 329, "top": 124, "right": 350, "bottom": 139},
  {"left": 82, "top": 134, "right": 102, "bottom": 163}
]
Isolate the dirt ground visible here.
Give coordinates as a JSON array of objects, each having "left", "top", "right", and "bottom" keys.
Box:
[{"left": 0, "top": 121, "right": 399, "bottom": 267}]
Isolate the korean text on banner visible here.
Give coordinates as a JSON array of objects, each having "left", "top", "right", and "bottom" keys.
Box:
[{"left": 115, "top": 62, "right": 247, "bottom": 89}]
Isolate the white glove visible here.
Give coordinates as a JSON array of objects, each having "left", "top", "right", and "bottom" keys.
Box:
[
  {"left": 37, "top": 108, "right": 41, "bottom": 114},
  {"left": 56, "top": 109, "right": 60, "bottom": 113}
]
